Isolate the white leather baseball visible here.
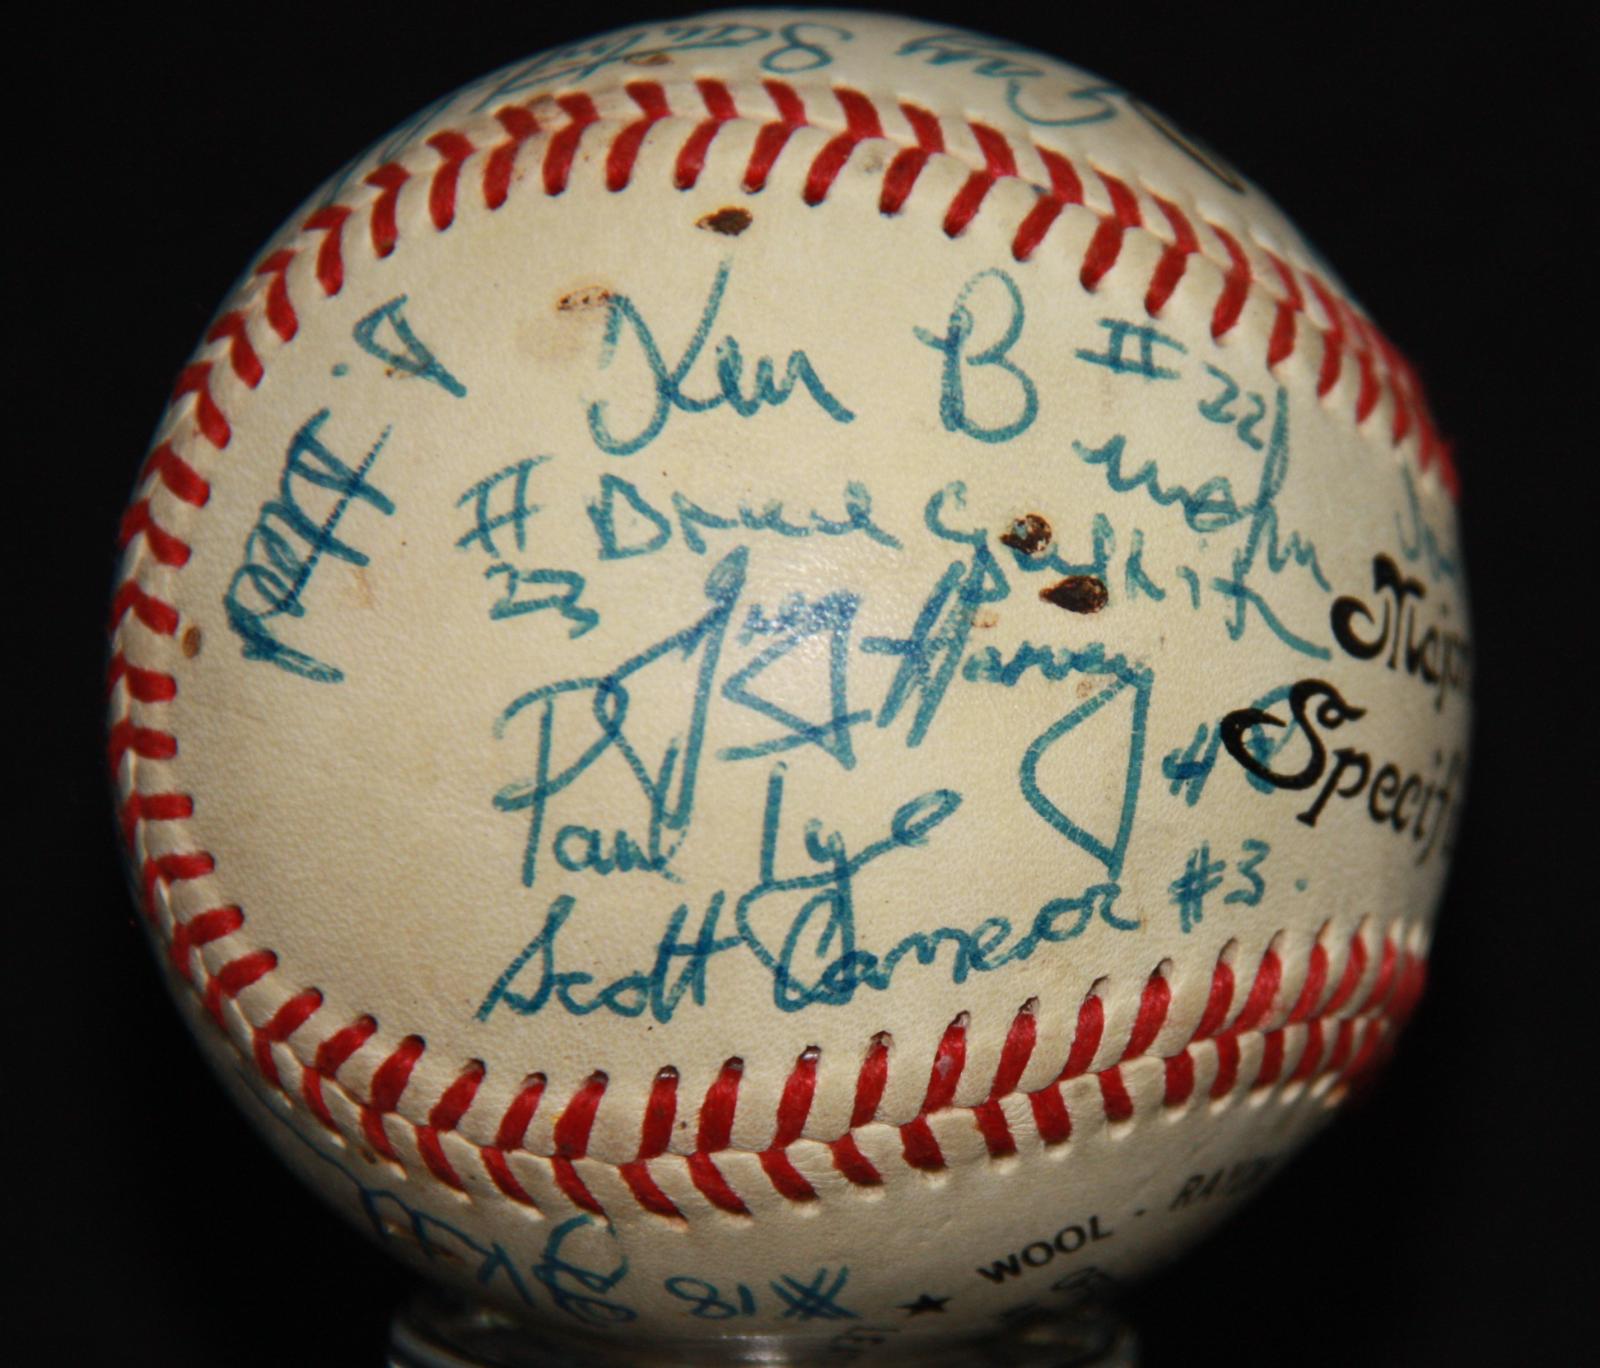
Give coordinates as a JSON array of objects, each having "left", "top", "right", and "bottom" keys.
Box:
[{"left": 110, "top": 9, "right": 1469, "bottom": 1357}]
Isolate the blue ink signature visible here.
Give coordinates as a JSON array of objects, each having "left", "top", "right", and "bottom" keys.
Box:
[
  {"left": 587, "top": 472, "right": 900, "bottom": 559},
  {"left": 456, "top": 457, "right": 598, "bottom": 637},
  {"left": 1160, "top": 681, "right": 1312, "bottom": 811},
  {"left": 493, "top": 549, "right": 747, "bottom": 890},
  {"left": 965, "top": 640, "right": 1151, "bottom": 882},
  {"left": 352, "top": 296, "right": 466, "bottom": 396},
  {"left": 1076, "top": 318, "right": 1186, "bottom": 379},
  {"left": 1169, "top": 838, "right": 1270, "bottom": 933},
  {"left": 587, "top": 259, "right": 855, "bottom": 456},
  {"left": 223, "top": 408, "right": 394, "bottom": 683},
  {"left": 533, "top": 1216, "right": 636, "bottom": 1328},
  {"left": 916, "top": 268, "right": 1037, "bottom": 443},
  {"left": 893, "top": 34, "right": 1243, "bottom": 191},
  {"left": 1394, "top": 465, "right": 1461, "bottom": 582},
  {"left": 664, "top": 1266, "right": 856, "bottom": 1320},
  {"left": 1162, "top": 721, "right": 1222, "bottom": 806},
  {"left": 491, "top": 491, "right": 1155, "bottom": 930},
  {"left": 1072, "top": 385, "right": 1331, "bottom": 657},
  {"left": 479, "top": 763, "right": 1131, "bottom": 1024},
  {"left": 894, "top": 32, "right": 1123, "bottom": 128},
  {"left": 260, "top": 1078, "right": 541, "bottom": 1309},
  {"left": 469, "top": 21, "right": 850, "bottom": 109},
  {"left": 862, "top": 484, "right": 1010, "bottom": 745},
  {"left": 724, "top": 591, "right": 871, "bottom": 770}
]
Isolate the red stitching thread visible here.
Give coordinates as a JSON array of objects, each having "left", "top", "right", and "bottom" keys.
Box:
[
  {"left": 117, "top": 790, "right": 189, "bottom": 850},
  {"left": 1011, "top": 146, "right": 1084, "bottom": 261},
  {"left": 691, "top": 1060, "right": 749, "bottom": 1213},
  {"left": 425, "top": 131, "right": 475, "bottom": 230},
  {"left": 761, "top": 1050, "right": 820, "bottom": 1201},
  {"left": 304, "top": 205, "right": 352, "bottom": 297},
  {"left": 544, "top": 94, "right": 600, "bottom": 196},
  {"left": 1264, "top": 251, "right": 1305, "bottom": 370},
  {"left": 745, "top": 79, "right": 808, "bottom": 192},
  {"left": 109, "top": 581, "right": 177, "bottom": 635},
  {"left": 621, "top": 1067, "right": 684, "bottom": 1215},
  {"left": 205, "top": 311, "right": 265, "bottom": 386},
  {"left": 484, "top": 107, "right": 539, "bottom": 211},
  {"left": 806, "top": 86, "right": 883, "bottom": 205},
  {"left": 168, "top": 901, "right": 239, "bottom": 976},
  {"left": 253, "top": 249, "right": 300, "bottom": 343},
  {"left": 1144, "top": 195, "right": 1198, "bottom": 315},
  {"left": 364, "top": 163, "right": 410, "bottom": 259},
  {"left": 305, "top": 1015, "right": 376, "bottom": 1132},
  {"left": 609, "top": 83, "right": 671, "bottom": 192},
  {"left": 675, "top": 79, "right": 738, "bottom": 190},
  {"left": 418, "top": 1057, "right": 484, "bottom": 1191},
  {"left": 110, "top": 77, "right": 1448, "bottom": 1224},
  {"left": 882, "top": 101, "right": 945, "bottom": 216},
  {"left": 1208, "top": 223, "right": 1253, "bottom": 341},
  {"left": 172, "top": 363, "right": 230, "bottom": 449},
  {"left": 944, "top": 120, "right": 1017, "bottom": 237},
  {"left": 117, "top": 501, "right": 189, "bottom": 566},
  {"left": 137, "top": 440, "right": 211, "bottom": 507},
  {"left": 484, "top": 1074, "right": 544, "bottom": 1206},
  {"left": 1080, "top": 170, "right": 1143, "bottom": 292}
]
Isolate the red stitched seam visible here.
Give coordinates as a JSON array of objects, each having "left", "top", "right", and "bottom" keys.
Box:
[
  {"left": 110, "top": 78, "right": 1450, "bottom": 1223},
  {"left": 130, "top": 895, "right": 1425, "bottom": 1220},
  {"left": 110, "top": 802, "right": 1426, "bottom": 1198},
  {"left": 108, "top": 82, "right": 1457, "bottom": 580}
]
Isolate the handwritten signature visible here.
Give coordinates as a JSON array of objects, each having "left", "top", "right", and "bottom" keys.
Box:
[
  {"left": 587, "top": 472, "right": 900, "bottom": 559},
  {"left": 1072, "top": 386, "right": 1331, "bottom": 658},
  {"left": 894, "top": 32, "right": 1123, "bottom": 129},
  {"left": 587, "top": 259, "right": 856, "bottom": 456},
  {"left": 224, "top": 408, "right": 395, "bottom": 683},
  {"left": 478, "top": 763, "right": 1130, "bottom": 1023},
  {"left": 491, "top": 496, "right": 1153, "bottom": 898},
  {"left": 472, "top": 20, "right": 849, "bottom": 104}
]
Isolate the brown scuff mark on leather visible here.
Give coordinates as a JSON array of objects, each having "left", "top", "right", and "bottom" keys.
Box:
[
  {"left": 181, "top": 626, "right": 203, "bottom": 659},
  {"left": 1041, "top": 576, "right": 1109, "bottom": 614},
  {"left": 625, "top": 50, "right": 672, "bottom": 66},
  {"left": 698, "top": 206, "right": 754, "bottom": 236},
  {"left": 558, "top": 286, "right": 614, "bottom": 312},
  {"left": 1000, "top": 513, "right": 1052, "bottom": 556}
]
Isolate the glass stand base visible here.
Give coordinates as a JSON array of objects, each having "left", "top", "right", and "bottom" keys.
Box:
[{"left": 389, "top": 1288, "right": 1138, "bottom": 1368}]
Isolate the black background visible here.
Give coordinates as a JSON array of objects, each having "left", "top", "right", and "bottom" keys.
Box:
[{"left": 17, "top": 3, "right": 1592, "bottom": 1364}]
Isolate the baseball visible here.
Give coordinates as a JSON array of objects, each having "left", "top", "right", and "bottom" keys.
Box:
[{"left": 109, "top": 9, "right": 1469, "bottom": 1361}]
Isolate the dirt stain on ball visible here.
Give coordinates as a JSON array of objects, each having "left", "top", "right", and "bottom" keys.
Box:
[
  {"left": 1041, "top": 576, "right": 1109, "bottom": 614},
  {"left": 1000, "top": 513, "right": 1052, "bottom": 557},
  {"left": 557, "top": 285, "right": 614, "bottom": 312},
  {"left": 697, "top": 206, "right": 754, "bottom": 236}
]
